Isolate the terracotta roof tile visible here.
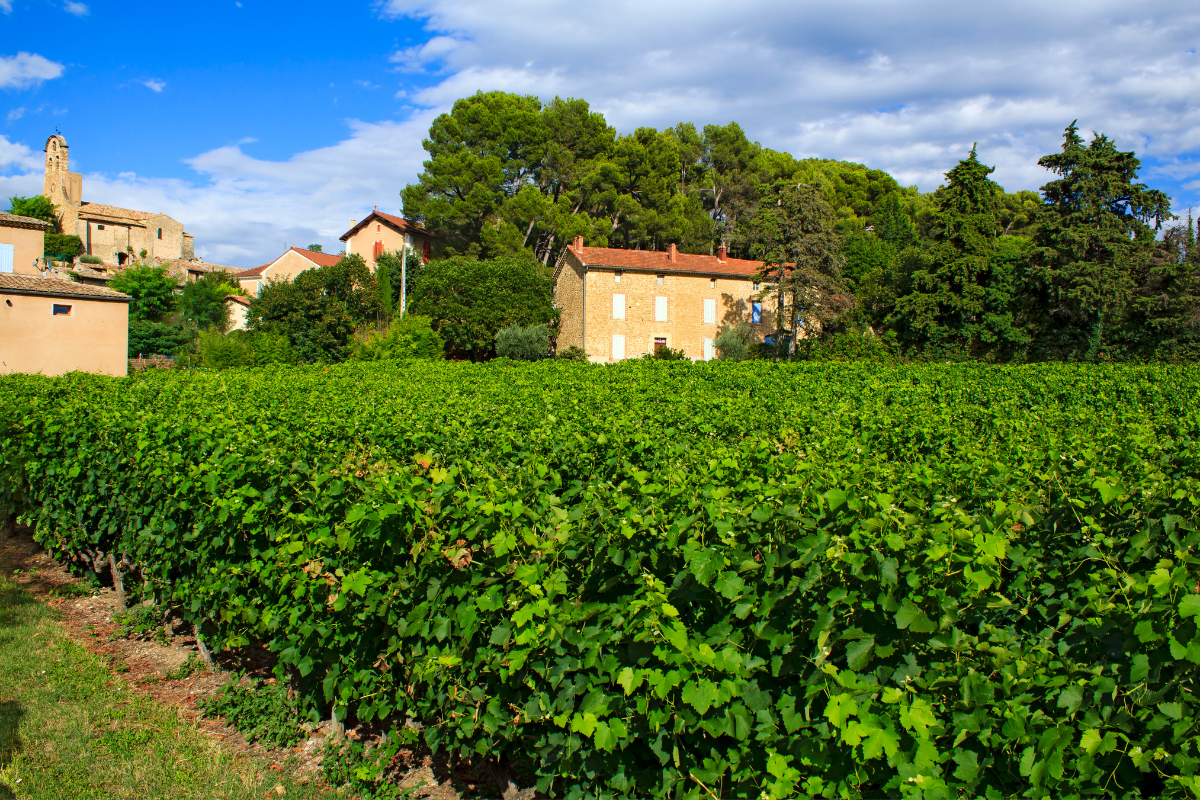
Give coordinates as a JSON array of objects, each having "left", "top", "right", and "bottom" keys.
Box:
[
  {"left": 224, "top": 294, "right": 251, "bottom": 307},
  {"left": 0, "top": 212, "right": 52, "bottom": 230},
  {"left": 78, "top": 202, "right": 164, "bottom": 221},
  {"left": 0, "top": 273, "right": 131, "bottom": 301},
  {"left": 235, "top": 248, "right": 342, "bottom": 279},
  {"left": 569, "top": 245, "right": 767, "bottom": 278},
  {"left": 340, "top": 210, "right": 434, "bottom": 242}
]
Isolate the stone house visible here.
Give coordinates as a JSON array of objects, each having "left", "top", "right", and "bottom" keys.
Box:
[
  {"left": 235, "top": 247, "right": 344, "bottom": 296},
  {"left": 340, "top": 210, "right": 439, "bottom": 272},
  {"left": 0, "top": 213, "right": 52, "bottom": 275},
  {"left": 0, "top": 273, "right": 130, "bottom": 376},
  {"left": 554, "top": 238, "right": 778, "bottom": 362},
  {"left": 225, "top": 294, "right": 251, "bottom": 331},
  {"left": 43, "top": 134, "right": 194, "bottom": 266}
]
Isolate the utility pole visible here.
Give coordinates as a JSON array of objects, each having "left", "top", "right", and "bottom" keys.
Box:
[{"left": 400, "top": 240, "right": 408, "bottom": 318}]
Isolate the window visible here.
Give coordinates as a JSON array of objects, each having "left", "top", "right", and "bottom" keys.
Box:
[
  {"left": 752, "top": 301, "right": 762, "bottom": 324},
  {"left": 612, "top": 293, "right": 625, "bottom": 320},
  {"left": 612, "top": 334, "right": 626, "bottom": 360},
  {"left": 710, "top": 278, "right": 716, "bottom": 288},
  {"left": 614, "top": 271, "right": 622, "bottom": 283},
  {"left": 157, "top": 228, "right": 162, "bottom": 239},
  {"left": 703, "top": 337, "right": 715, "bottom": 361},
  {"left": 52, "top": 304, "right": 72, "bottom": 316},
  {"left": 654, "top": 296, "right": 668, "bottom": 322},
  {"left": 0, "top": 243, "right": 13, "bottom": 273},
  {"left": 656, "top": 274, "right": 664, "bottom": 285},
  {"left": 654, "top": 337, "right": 667, "bottom": 351},
  {"left": 753, "top": 281, "right": 761, "bottom": 291},
  {"left": 377, "top": 224, "right": 381, "bottom": 232},
  {"left": 703, "top": 298, "right": 716, "bottom": 324},
  {"left": 96, "top": 224, "right": 105, "bottom": 230}
]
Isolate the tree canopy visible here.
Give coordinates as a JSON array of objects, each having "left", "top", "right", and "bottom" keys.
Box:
[{"left": 407, "top": 255, "right": 556, "bottom": 358}]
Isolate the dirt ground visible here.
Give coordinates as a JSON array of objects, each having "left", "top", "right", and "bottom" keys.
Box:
[{"left": 0, "top": 526, "right": 535, "bottom": 800}]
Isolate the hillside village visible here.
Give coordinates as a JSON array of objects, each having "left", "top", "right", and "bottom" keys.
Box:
[{"left": 1, "top": 91, "right": 1196, "bottom": 378}]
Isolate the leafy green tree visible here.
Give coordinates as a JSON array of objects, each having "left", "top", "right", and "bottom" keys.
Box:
[
  {"left": 44, "top": 233, "right": 82, "bottom": 261},
  {"left": 714, "top": 321, "right": 753, "bottom": 361},
  {"left": 196, "top": 328, "right": 255, "bottom": 369},
  {"left": 249, "top": 255, "right": 381, "bottom": 363},
  {"left": 7, "top": 195, "right": 58, "bottom": 227},
  {"left": 744, "top": 182, "right": 849, "bottom": 356},
  {"left": 871, "top": 193, "right": 917, "bottom": 246},
  {"left": 350, "top": 315, "right": 444, "bottom": 361},
  {"left": 109, "top": 265, "right": 178, "bottom": 322},
  {"left": 307, "top": 244, "right": 323, "bottom": 252},
  {"left": 127, "top": 319, "right": 194, "bottom": 358},
  {"left": 886, "top": 147, "right": 1029, "bottom": 357},
  {"left": 1132, "top": 219, "right": 1200, "bottom": 359},
  {"left": 375, "top": 255, "right": 394, "bottom": 317},
  {"left": 495, "top": 323, "right": 550, "bottom": 360},
  {"left": 1026, "top": 123, "right": 1173, "bottom": 357},
  {"left": 180, "top": 273, "right": 240, "bottom": 331},
  {"left": 408, "top": 255, "right": 556, "bottom": 358}
]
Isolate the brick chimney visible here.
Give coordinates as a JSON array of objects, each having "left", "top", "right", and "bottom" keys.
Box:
[
  {"left": 717, "top": 244, "right": 727, "bottom": 262},
  {"left": 573, "top": 235, "right": 584, "bottom": 251},
  {"left": 667, "top": 242, "right": 677, "bottom": 262}
]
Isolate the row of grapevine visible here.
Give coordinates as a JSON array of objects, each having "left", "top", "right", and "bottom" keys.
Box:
[{"left": 2, "top": 361, "right": 1199, "bottom": 798}]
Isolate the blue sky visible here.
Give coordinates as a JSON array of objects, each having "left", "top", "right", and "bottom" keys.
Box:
[{"left": 2, "top": 0, "right": 1198, "bottom": 267}]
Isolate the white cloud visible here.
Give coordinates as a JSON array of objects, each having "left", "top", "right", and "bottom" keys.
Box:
[
  {"left": 0, "top": 0, "right": 11, "bottom": 12},
  {"left": 0, "top": 52, "right": 65, "bottom": 90},
  {"left": 6, "top": 107, "right": 24, "bottom": 124},
  {"left": 378, "top": 0, "right": 1200, "bottom": 198},
  {"left": 138, "top": 78, "right": 166, "bottom": 93},
  {"left": 64, "top": 1, "right": 89, "bottom": 15}
]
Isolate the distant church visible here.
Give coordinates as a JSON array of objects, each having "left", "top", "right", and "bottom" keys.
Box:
[{"left": 43, "top": 134, "right": 194, "bottom": 266}]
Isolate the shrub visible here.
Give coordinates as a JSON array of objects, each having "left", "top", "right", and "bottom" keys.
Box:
[
  {"left": 713, "top": 322, "right": 753, "bottom": 361},
  {"left": 801, "top": 329, "right": 901, "bottom": 363},
  {"left": 646, "top": 345, "right": 687, "bottom": 361},
  {"left": 128, "top": 319, "right": 193, "bottom": 358},
  {"left": 249, "top": 332, "right": 298, "bottom": 366},
  {"left": 44, "top": 233, "right": 83, "bottom": 262},
  {"left": 556, "top": 345, "right": 589, "bottom": 362},
  {"left": 196, "top": 329, "right": 255, "bottom": 369},
  {"left": 495, "top": 323, "right": 550, "bottom": 361},
  {"left": 351, "top": 315, "right": 445, "bottom": 361},
  {"left": 79, "top": 254, "right": 103, "bottom": 265}
]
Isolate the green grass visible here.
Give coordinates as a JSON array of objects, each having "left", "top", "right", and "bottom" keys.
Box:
[{"left": 0, "top": 575, "right": 328, "bottom": 799}]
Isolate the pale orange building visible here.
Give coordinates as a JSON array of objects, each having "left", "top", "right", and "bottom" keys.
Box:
[
  {"left": 0, "top": 273, "right": 130, "bottom": 376},
  {"left": 0, "top": 212, "right": 52, "bottom": 276},
  {"left": 340, "top": 210, "right": 439, "bottom": 272},
  {"left": 235, "top": 247, "right": 344, "bottom": 295},
  {"left": 554, "top": 238, "right": 777, "bottom": 362}
]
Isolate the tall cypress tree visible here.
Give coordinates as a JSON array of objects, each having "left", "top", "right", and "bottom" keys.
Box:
[
  {"left": 886, "top": 146, "right": 1024, "bottom": 356},
  {"left": 1026, "top": 122, "right": 1172, "bottom": 357}
]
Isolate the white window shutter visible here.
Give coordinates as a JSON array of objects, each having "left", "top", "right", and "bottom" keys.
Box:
[
  {"left": 612, "top": 293, "right": 625, "bottom": 319},
  {"left": 655, "top": 296, "right": 668, "bottom": 322},
  {"left": 703, "top": 298, "right": 716, "bottom": 324},
  {"left": 0, "top": 243, "right": 13, "bottom": 273},
  {"left": 703, "top": 337, "right": 715, "bottom": 361},
  {"left": 612, "top": 334, "right": 625, "bottom": 360}
]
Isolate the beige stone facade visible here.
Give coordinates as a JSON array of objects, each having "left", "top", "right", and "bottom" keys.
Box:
[
  {"left": 235, "top": 247, "right": 344, "bottom": 295},
  {"left": 43, "top": 134, "right": 193, "bottom": 267},
  {"left": 554, "top": 238, "right": 777, "bottom": 362},
  {"left": 0, "top": 273, "right": 129, "bottom": 376},
  {"left": 0, "top": 213, "right": 52, "bottom": 275},
  {"left": 340, "top": 210, "right": 440, "bottom": 272}
]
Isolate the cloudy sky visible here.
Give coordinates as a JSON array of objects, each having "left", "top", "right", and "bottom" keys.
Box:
[{"left": 2, "top": 0, "right": 1198, "bottom": 268}]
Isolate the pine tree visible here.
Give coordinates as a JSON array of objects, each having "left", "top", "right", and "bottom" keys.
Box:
[
  {"left": 886, "top": 146, "right": 1025, "bottom": 356},
  {"left": 1026, "top": 122, "right": 1172, "bottom": 357},
  {"left": 872, "top": 193, "right": 917, "bottom": 246}
]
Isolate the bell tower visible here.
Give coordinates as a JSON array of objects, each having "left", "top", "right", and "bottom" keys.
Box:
[{"left": 43, "top": 134, "right": 80, "bottom": 234}]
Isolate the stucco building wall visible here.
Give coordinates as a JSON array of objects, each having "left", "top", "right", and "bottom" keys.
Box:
[
  {"left": 340, "top": 211, "right": 440, "bottom": 272},
  {"left": 0, "top": 277, "right": 129, "bottom": 376},
  {"left": 0, "top": 215, "right": 51, "bottom": 275}
]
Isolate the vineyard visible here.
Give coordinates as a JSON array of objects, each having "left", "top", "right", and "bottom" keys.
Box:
[{"left": 2, "top": 361, "right": 1199, "bottom": 798}]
